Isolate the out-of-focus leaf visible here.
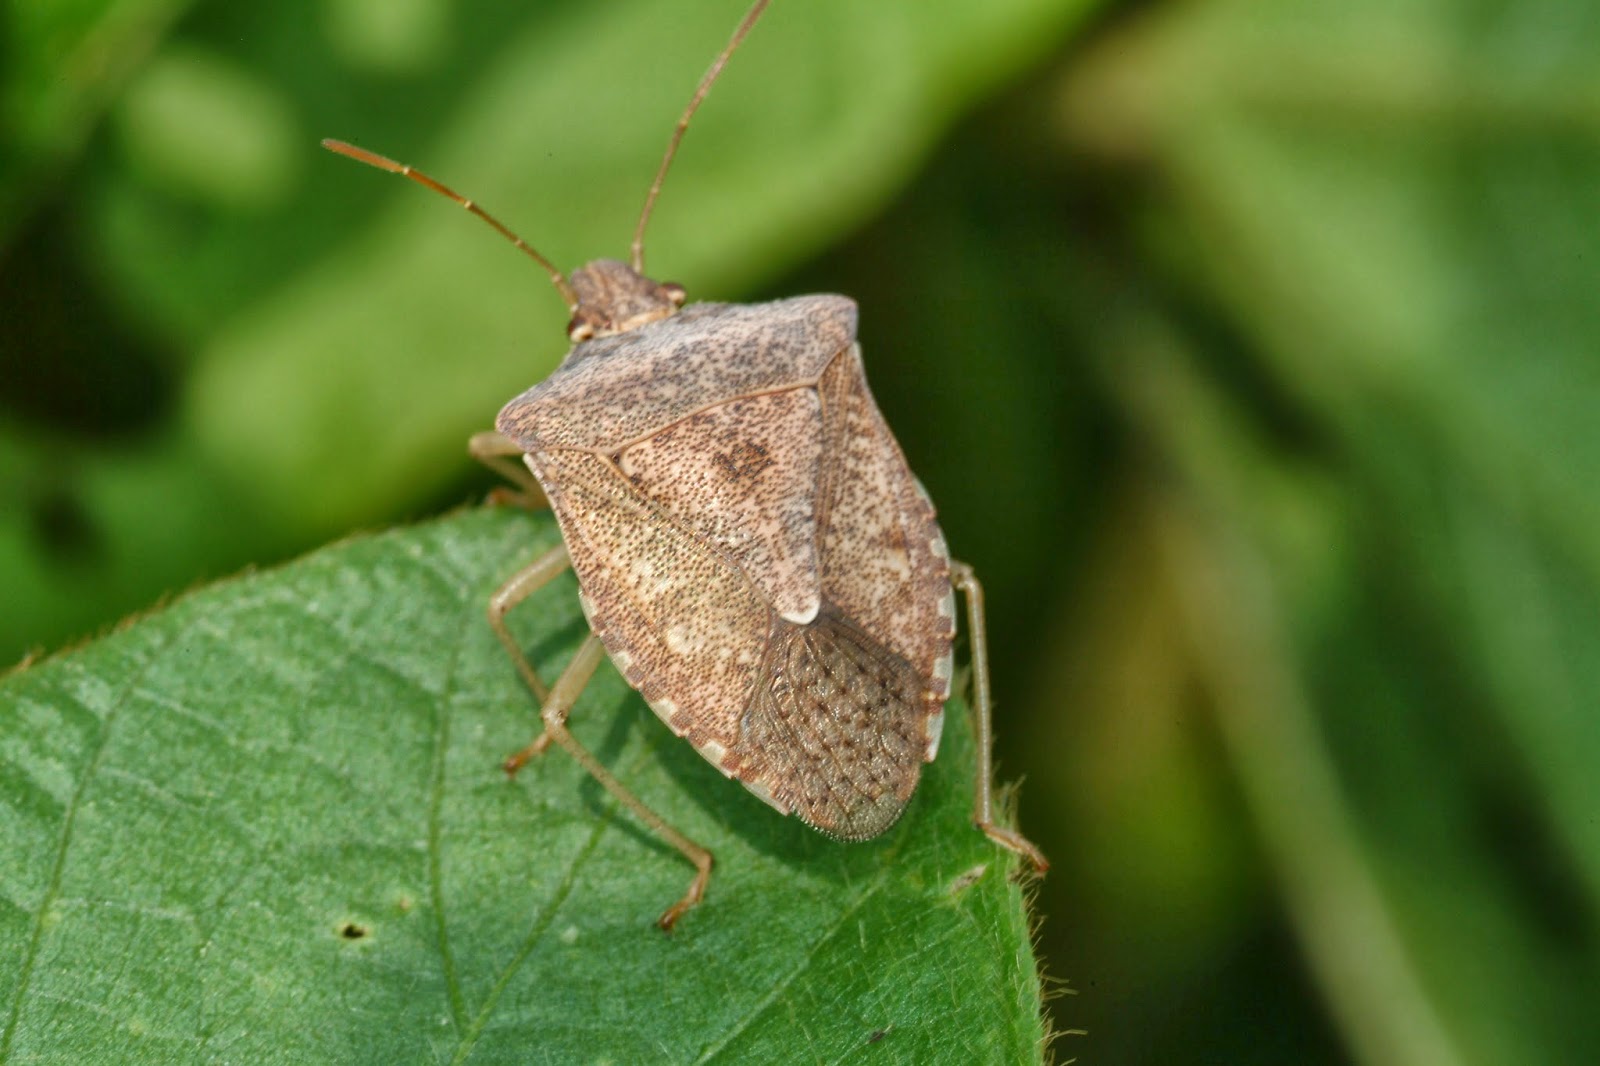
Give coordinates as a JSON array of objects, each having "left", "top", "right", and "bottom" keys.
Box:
[
  {"left": 0, "top": 427, "right": 277, "bottom": 669},
  {"left": 0, "top": 0, "right": 196, "bottom": 237},
  {"left": 0, "top": 508, "right": 1046, "bottom": 1064},
  {"left": 1059, "top": 1, "right": 1600, "bottom": 1063}
]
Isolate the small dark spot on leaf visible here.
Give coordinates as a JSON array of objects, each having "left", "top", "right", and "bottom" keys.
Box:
[
  {"left": 867, "top": 1026, "right": 891, "bottom": 1044},
  {"left": 338, "top": 922, "right": 369, "bottom": 940}
]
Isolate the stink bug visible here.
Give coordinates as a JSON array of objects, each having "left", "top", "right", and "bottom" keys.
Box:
[{"left": 324, "top": 0, "right": 1046, "bottom": 930}]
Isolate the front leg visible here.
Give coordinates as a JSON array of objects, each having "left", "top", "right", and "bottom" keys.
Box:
[
  {"left": 489, "top": 544, "right": 572, "bottom": 712},
  {"left": 468, "top": 430, "right": 547, "bottom": 509}
]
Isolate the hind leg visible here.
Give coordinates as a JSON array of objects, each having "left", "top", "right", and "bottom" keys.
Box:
[{"left": 951, "top": 559, "right": 1048, "bottom": 872}]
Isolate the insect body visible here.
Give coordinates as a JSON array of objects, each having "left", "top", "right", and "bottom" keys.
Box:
[
  {"left": 325, "top": 0, "right": 1045, "bottom": 930},
  {"left": 501, "top": 265, "right": 947, "bottom": 842}
]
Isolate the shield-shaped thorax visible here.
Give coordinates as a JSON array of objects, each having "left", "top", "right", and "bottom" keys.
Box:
[{"left": 495, "top": 295, "right": 956, "bottom": 840}]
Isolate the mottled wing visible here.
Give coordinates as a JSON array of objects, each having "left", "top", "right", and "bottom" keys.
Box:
[
  {"left": 728, "top": 344, "right": 955, "bottom": 838},
  {"left": 740, "top": 608, "right": 930, "bottom": 839},
  {"left": 814, "top": 345, "right": 956, "bottom": 745}
]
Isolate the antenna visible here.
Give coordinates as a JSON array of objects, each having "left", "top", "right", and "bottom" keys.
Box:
[
  {"left": 321, "top": 138, "right": 579, "bottom": 309},
  {"left": 630, "top": 0, "right": 772, "bottom": 274}
]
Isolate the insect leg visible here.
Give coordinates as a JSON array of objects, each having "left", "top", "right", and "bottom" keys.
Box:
[
  {"left": 950, "top": 559, "right": 1049, "bottom": 873},
  {"left": 490, "top": 544, "right": 571, "bottom": 723},
  {"left": 468, "top": 430, "right": 548, "bottom": 508},
  {"left": 536, "top": 633, "right": 715, "bottom": 932}
]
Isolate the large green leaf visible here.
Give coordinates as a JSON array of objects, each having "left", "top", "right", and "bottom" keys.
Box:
[{"left": 0, "top": 508, "right": 1046, "bottom": 1063}]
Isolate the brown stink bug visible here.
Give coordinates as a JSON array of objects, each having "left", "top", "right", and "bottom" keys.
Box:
[{"left": 324, "top": 0, "right": 1046, "bottom": 930}]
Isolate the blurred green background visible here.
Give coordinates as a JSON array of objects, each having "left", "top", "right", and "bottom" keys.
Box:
[{"left": 5, "top": 0, "right": 1599, "bottom": 1061}]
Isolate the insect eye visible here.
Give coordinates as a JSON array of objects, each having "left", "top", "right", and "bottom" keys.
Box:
[
  {"left": 568, "top": 317, "right": 597, "bottom": 342},
  {"left": 661, "top": 282, "right": 687, "bottom": 307}
]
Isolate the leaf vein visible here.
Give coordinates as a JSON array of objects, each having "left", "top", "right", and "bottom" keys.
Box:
[
  {"left": 0, "top": 639, "right": 170, "bottom": 1063},
  {"left": 428, "top": 595, "right": 476, "bottom": 1036},
  {"left": 692, "top": 878, "right": 889, "bottom": 1064},
  {"left": 448, "top": 805, "right": 617, "bottom": 1065}
]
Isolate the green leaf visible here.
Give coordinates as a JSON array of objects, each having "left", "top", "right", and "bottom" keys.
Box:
[
  {"left": 1055, "top": 0, "right": 1600, "bottom": 1061},
  {"left": 0, "top": 0, "right": 198, "bottom": 237},
  {"left": 0, "top": 508, "right": 1046, "bottom": 1064}
]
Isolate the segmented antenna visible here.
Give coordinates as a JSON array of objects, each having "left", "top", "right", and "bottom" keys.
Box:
[
  {"left": 321, "top": 138, "right": 580, "bottom": 309},
  {"left": 630, "top": 0, "right": 772, "bottom": 274}
]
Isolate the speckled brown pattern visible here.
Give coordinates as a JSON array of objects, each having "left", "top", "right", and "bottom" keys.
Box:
[
  {"left": 499, "top": 284, "right": 954, "bottom": 839},
  {"left": 814, "top": 347, "right": 956, "bottom": 729},
  {"left": 498, "top": 295, "right": 855, "bottom": 450},
  {"left": 618, "top": 388, "right": 823, "bottom": 624}
]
